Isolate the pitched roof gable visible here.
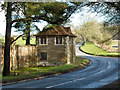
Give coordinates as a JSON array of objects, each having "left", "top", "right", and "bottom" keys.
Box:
[{"left": 35, "top": 25, "right": 76, "bottom": 37}]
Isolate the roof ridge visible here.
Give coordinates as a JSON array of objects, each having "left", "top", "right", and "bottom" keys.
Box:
[{"left": 34, "top": 25, "right": 76, "bottom": 37}]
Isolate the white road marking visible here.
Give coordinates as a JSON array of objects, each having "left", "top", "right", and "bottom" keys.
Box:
[
  {"left": 47, "top": 46, "right": 118, "bottom": 88},
  {"left": 46, "top": 67, "right": 111, "bottom": 88},
  {"left": 107, "top": 61, "right": 111, "bottom": 69},
  {"left": 94, "top": 70, "right": 105, "bottom": 75},
  {"left": 46, "top": 78, "right": 85, "bottom": 88},
  {"left": 94, "top": 61, "right": 111, "bottom": 75}
]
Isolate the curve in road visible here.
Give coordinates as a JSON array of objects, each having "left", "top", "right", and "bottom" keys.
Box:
[{"left": 2, "top": 44, "right": 120, "bottom": 88}]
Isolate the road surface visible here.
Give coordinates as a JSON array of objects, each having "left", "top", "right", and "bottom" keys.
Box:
[{"left": 2, "top": 43, "right": 120, "bottom": 89}]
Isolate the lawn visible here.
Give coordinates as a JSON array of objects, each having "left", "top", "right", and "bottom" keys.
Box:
[
  {"left": 81, "top": 42, "right": 120, "bottom": 57},
  {"left": 2, "top": 57, "right": 90, "bottom": 83},
  {"left": 0, "top": 36, "right": 36, "bottom": 45},
  {"left": 15, "top": 37, "right": 36, "bottom": 45}
]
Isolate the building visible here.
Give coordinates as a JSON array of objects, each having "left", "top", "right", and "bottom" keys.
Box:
[{"left": 35, "top": 25, "right": 76, "bottom": 66}]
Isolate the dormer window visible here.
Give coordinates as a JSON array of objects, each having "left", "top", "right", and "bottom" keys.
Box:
[
  {"left": 40, "top": 37, "right": 48, "bottom": 45},
  {"left": 55, "top": 37, "right": 63, "bottom": 45}
]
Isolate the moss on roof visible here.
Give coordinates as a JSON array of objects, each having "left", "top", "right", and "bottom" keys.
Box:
[{"left": 35, "top": 25, "right": 76, "bottom": 37}]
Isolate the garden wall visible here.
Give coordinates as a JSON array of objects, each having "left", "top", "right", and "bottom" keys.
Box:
[
  {"left": 94, "top": 42, "right": 119, "bottom": 52},
  {"left": 1, "top": 45, "right": 37, "bottom": 70}
]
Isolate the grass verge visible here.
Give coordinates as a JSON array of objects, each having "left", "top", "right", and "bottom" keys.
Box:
[
  {"left": 81, "top": 42, "right": 120, "bottom": 57},
  {"left": 2, "top": 57, "right": 90, "bottom": 83}
]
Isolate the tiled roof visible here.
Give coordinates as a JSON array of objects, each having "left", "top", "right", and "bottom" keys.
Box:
[{"left": 35, "top": 25, "right": 76, "bottom": 37}]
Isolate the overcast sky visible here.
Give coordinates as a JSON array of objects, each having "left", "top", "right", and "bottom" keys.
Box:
[{"left": 0, "top": 5, "right": 105, "bottom": 36}]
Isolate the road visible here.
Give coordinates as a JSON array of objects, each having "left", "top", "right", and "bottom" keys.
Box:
[{"left": 2, "top": 43, "right": 120, "bottom": 89}]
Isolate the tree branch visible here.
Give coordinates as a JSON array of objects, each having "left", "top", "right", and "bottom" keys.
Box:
[
  {"left": 101, "top": 30, "right": 120, "bottom": 43},
  {"left": 11, "top": 16, "right": 55, "bottom": 24},
  {"left": 11, "top": 34, "right": 24, "bottom": 45}
]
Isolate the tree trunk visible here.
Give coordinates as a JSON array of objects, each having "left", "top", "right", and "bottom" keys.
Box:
[
  {"left": 26, "top": 21, "right": 31, "bottom": 45},
  {"left": 26, "top": 31, "right": 30, "bottom": 45},
  {"left": 3, "top": 2, "right": 12, "bottom": 76}
]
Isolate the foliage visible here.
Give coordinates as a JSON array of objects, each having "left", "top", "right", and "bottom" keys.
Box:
[
  {"left": 10, "top": 2, "right": 82, "bottom": 25},
  {"left": 86, "top": 2, "right": 120, "bottom": 43},
  {"left": 1, "top": 2, "right": 84, "bottom": 76},
  {"left": 0, "top": 36, "right": 5, "bottom": 46},
  {"left": 87, "top": 2, "right": 120, "bottom": 24},
  {"left": 103, "top": 24, "right": 120, "bottom": 40},
  {"left": 11, "top": 2, "right": 83, "bottom": 45},
  {"left": 73, "top": 21, "right": 112, "bottom": 45},
  {"left": 42, "top": 24, "right": 58, "bottom": 31}
]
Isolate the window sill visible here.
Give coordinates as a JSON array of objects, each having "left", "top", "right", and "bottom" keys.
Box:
[
  {"left": 39, "top": 44, "right": 48, "bottom": 45},
  {"left": 55, "top": 44, "right": 64, "bottom": 45}
]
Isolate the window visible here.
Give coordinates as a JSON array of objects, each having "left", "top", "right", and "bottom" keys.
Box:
[
  {"left": 56, "top": 37, "right": 58, "bottom": 44},
  {"left": 44, "top": 37, "right": 46, "bottom": 44},
  {"left": 60, "top": 37, "right": 62, "bottom": 44},
  {"left": 40, "top": 37, "right": 47, "bottom": 45},
  {"left": 55, "top": 37, "right": 63, "bottom": 45},
  {"left": 41, "top": 37, "right": 43, "bottom": 44},
  {"left": 40, "top": 52, "right": 47, "bottom": 60}
]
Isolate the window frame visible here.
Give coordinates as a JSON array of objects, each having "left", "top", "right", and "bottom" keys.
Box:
[
  {"left": 40, "top": 52, "right": 47, "bottom": 60},
  {"left": 55, "top": 36, "right": 64, "bottom": 45},
  {"left": 39, "top": 37, "right": 48, "bottom": 45}
]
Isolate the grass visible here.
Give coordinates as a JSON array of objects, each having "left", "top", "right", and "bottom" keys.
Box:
[
  {"left": 0, "top": 37, "right": 36, "bottom": 45},
  {"left": 15, "top": 37, "right": 36, "bottom": 45},
  {"left": 2, "top": 57, "right": 90, "bottom": 83},
  {"left": 81, "top": 42, "right": 120, "bottom": 57}
]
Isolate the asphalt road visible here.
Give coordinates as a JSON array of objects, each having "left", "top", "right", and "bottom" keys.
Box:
[{"left": 2, "top": 43, "right": 120, "bottom": 89}]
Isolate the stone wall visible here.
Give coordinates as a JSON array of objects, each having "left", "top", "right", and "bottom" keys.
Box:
[
  {"left": 36, "top": 36, "right": 76, "bottom": 66},
  {"left": 36, "top": 36, "right": 67, "bottom": 66},
  {"left": 1, "top": 36, "right": 76, "bottom": 69},
  {"left": 1, "top": 45, "right": 37, "bottom": 70},
  {"left": 94, "top": 42, "right": 119, "bottom": 52},
  {"left": 69, "top": 37, "right": 76, "bottom": 64},
  {"left": 16, "top": 45, "right": 37, "bottom": 68}
]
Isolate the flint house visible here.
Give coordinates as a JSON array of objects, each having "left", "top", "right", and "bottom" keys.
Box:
[{"left": 35, "top": 25, "right": 76, "bottom": 66}]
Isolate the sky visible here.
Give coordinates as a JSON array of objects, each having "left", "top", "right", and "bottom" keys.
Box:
[
  {"left": 0, "top": 4, "right": 105, "bottom": 36},
  {"left": 70, "top": 6, "right": 105, "bottom": 26}
]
